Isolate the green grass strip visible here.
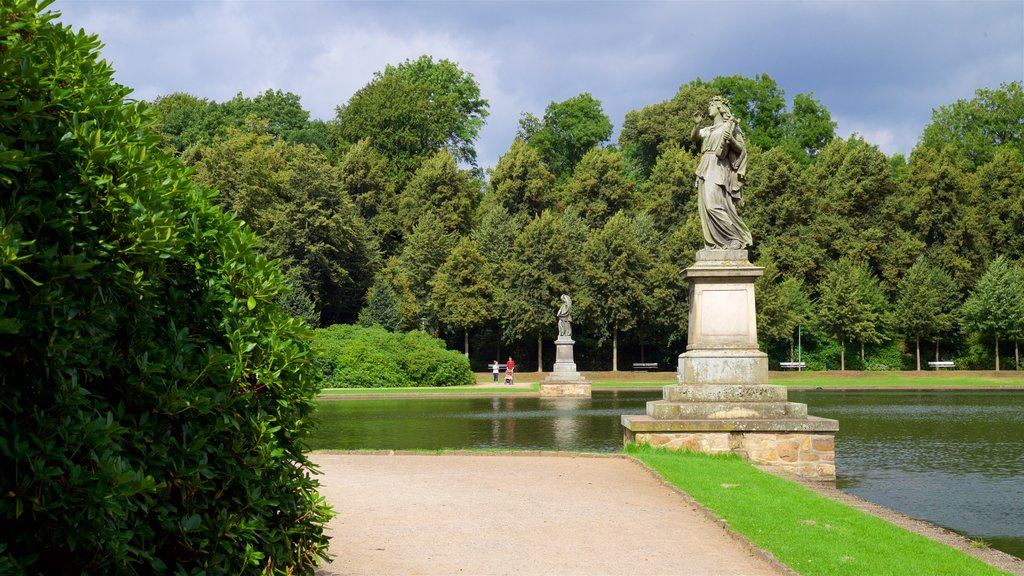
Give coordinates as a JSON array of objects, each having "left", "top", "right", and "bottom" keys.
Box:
[
  {"left": 320, "top": 384, "right": 539, "bottom": 395},
  {"left": 626, "top": 445, "right": 1009, "bottom": 576}
]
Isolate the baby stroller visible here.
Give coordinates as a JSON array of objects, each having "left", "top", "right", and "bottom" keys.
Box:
[{"left": 504, "top": 367, "right": 514, "bottom": 385}]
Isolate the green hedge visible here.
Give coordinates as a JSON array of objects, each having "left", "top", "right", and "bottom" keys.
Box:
[
  {"left": 0, "top": 2, "right": 330, "bottom": 573},
  {"left": 312, "top": 325, "right": 474, "bottom": 388}
]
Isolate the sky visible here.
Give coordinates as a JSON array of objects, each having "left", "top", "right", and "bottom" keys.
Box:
[{"left": 53, "top": 0, "right": 1023, "bottom": 170}]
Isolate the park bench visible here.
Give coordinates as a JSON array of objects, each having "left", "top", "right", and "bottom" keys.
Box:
[
  {"left": 928, "top": 360, "right": 955, "bottom": 370},
  {"left": 779, "top": 361, "right": 807, "bottom": 370},
  {"left": 632, "top": 362, "right": 659, "bottom": 371}
]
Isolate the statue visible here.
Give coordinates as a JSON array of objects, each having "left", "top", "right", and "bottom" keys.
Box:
[
  {"left": 556, "top": 294, "right": 572, "bottom": 338},
  {"left": 691, "top": 96, "right": 752, "bottom": 250}
]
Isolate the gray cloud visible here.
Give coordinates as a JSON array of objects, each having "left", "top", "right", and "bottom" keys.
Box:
[{"left": 56, "top": 0, "right": 1023, "bottom": 167}]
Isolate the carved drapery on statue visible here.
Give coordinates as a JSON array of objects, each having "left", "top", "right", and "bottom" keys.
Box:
[
  {"left": 692, "top": 97, "right": 752, "bottom": 250},
  {"left": 556, "top": 294, "right": 572, "bottom": 338}
]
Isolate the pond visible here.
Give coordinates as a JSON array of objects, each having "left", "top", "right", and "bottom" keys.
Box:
[{"left": 310, "top": 389, "right": 1024, "bottom": 560}]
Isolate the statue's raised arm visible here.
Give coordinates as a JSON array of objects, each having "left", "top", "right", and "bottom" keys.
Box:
[{"left": 692, "top": 97, "right": 752, "bottom": 251}]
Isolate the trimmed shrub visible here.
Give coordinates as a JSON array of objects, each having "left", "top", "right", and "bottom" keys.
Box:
[
  {"left": 0, "top": 2, "right": 331, "bottom": 573},
  {"left": 312, "top": 325, "right": 474, "bottom": 388}
]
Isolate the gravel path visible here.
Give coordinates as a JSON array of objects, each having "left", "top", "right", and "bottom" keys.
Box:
[{"left": 312, "top": 452, "right": 790, "bottom": 576}]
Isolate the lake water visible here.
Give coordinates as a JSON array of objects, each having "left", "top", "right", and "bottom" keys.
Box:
[{"left": 311, "top": 389, "right": 1024, "bottom": 559}]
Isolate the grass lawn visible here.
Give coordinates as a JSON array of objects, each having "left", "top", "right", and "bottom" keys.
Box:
[
  {"left": 319, "top": 370, "right": 1024, "bottom": 395},
  {"left": 628, "top": 445, "right": 1010, "bottom": 576},
  {"left": 320, "top": 383, "right": 539, "bottom": 395}
]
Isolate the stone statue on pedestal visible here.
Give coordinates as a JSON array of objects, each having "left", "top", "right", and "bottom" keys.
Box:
[
  {"left": 691, "top": 96, "right": 752, "bottom": 251},
  {"left": 557, "top": 294, "right": 572, "bottom": 339}
]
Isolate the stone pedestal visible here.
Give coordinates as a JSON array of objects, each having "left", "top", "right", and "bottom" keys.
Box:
[
  {"left": 541, "top": 336, "right": 592, "bottom": 397},
  {"left": 622, "top": 250, "right": 838, "bottom": 481}
]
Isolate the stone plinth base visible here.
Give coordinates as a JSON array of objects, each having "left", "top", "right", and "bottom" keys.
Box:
[
  {"left": 622, "top": 415, "right": 838, "bottom": 481},
  {"left": 678, "top": 349, "right": 768, "bottom": 386},
  {"left": 540, "top": 382, "right": 592, "bottom": 397}
]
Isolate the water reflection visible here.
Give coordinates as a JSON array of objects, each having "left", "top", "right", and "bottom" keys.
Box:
[{"left": 311, "top": 389, "right": 1024, "bottom": 559}]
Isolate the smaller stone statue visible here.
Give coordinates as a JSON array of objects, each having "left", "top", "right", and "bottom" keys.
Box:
[{"left": 557, "top": 294, "right": 572, "bottom": 338}]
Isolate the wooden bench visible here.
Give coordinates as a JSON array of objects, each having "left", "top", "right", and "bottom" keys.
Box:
[
  {"left": 928, "top": 361, "right": 955, "bottom": 370},
  {"left": 779, "top": 361, "right": 807, "bottom": 370},
  {"left": 631, "top": 362, "right": 659, "bottom": 371}
]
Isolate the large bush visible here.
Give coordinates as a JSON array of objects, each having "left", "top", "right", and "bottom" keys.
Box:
[
  {"left": 0, "top": 1, "right": 330, "bottom": 573},
  {"left": 312, "top": 325, "right": 474, "bottom": 388}
]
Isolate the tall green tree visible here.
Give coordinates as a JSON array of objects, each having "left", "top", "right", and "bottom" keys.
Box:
[
  {"left": 523, "top": 92, "right": 613, "bottom": 181},
  {"left": 147, "top": 91, "right": 223, "bottom": 152},
  {"left": 358, "top": 274, "right": 403, "bottom": 331},
  {"left": 0, "top": 2, "right": 331, "bottom": 570},
  {"left": 961, "top": 256, "right": 1024, "bottom": 370},
  {"left": 639, "top": 145, "right": 697, "bottom": 234},
  {"left": 398, "top": 149, "right": 481, "bottom": 236},
  {"left": 563, "top": 147, "right": 637, "bottom": 226},
  {"left": 816, "top": 258, "right": 887, "bottom": 370},
  {"left": 395, "top": 215, "right": 459, "bottom": 332},
  {"left": 189, "top": 126, "right": 377, "bottom": 325},
  {"left": 503, "top": 210, "right": 589, "bottom": 370},
  {"left": 338, "top": 138, "right": 401, "bottom": 255},
  {"left": 336, "top": 55, "right": 489, "bottom": 182},
  {"left": 582, "top": 213, "right": 655, "bottom": 371},
  {"left": 697, "top": 74, "right": 788, "bottom": 150},
  {"left": 975, "top": 149, "right": 1024, "bottom": 262},
  {"left": 432, "top": 237, "right": 498, "bottom": 357},
  {"left": 619, "top": 83, "right": 718, "bottom": 177},
  {"left": 489, "top": 139, "right": 558, "bottom": 217},
  {"left": 892, "top": 256, "right": 959, "bottom": 370},
  {"left": 756, "top": 262, "right": 812, "bottom": 360},
  {"left": 920, "top": 81, "right": 1024, "bottom": 170},
  {"left": 780, "top": 91, "right": 836, "bottom": 161}
]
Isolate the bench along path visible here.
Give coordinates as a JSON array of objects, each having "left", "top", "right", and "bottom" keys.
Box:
[{"left": 312, "top": 452, "right": 790, "bottom": 576}]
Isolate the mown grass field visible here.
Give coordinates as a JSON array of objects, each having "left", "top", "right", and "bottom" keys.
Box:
[{"left": 628, "top": 445, "right": 1011, "bottom": 576}]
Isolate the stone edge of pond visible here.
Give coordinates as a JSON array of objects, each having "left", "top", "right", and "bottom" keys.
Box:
[{"left": 310, "top": 449, "right": 1024, "bottom": 576}]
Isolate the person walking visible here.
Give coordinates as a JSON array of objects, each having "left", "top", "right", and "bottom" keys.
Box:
[{"left": 505, "top": 356, "right": 515, "bottom": 385}]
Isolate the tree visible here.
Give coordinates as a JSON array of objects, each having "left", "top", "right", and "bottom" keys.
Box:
[
  {"left": 358, "top": 274, "right": 403, "bottom": 331},
  {"left": 698, "top": 74, "right": 788, "bottom": 150},
  {"left": 639, "top": 145, "right": 697, "bottom": 234},
  {"left": 524, "top": 92, "right": 613, "bottom": 181},
  {"left": 338, "top": 138, "right": 401, "bottom": 255},
  {"left": 189, "top": 126, "right": 377, "bottom": 325},
  {"left": 503, "top": 210, "right": 589, "bottom": 370},
  {"left": 563, "top": 147, "right": 637, "bottom": 226},
  {"left": 489, "top": 139, "right": 558, "bottom": 217},
  {"left": 395, "top": 216, "right": 459, "bottom": 332},
  {"left": 886, "top": 145, "right": 986, "bottom": 290},
  {"left": 816, "top": 258, "right": 888, "bottom": 370},
  {"left": 780, "top": 92, "right": 836, "bottom": 161},
  {"left": 756, "top": 262, "right": 812, "bottom": 359},
  {"left": 975, "top": 149, "right": 1024, "bottom": 263},
  {"left": 432, "top": 237, "right": 498, "bottom": 357},
  {"left": 893, "top": 256, "right": 959, "bottom": 370},
  {"left": 920, "top": 81, "right": 1024, "bottom": 170},
  {"left": 398, "top": 149, "right": 481, "bottom": 236},
  {"left": 336, "top": 55, "right": 489, "bottom": 182},
  {"left": 582, "top": 213, "right": 655, "bottom": 371},
  {"left": 961, "top": 256, "right": 1024, "bottom": 370},
  {"left": 219, "top": 89, "right": 311, "bottom": 136},
  {"left": 0, "top": 2, "right": 330, "bottom": 570},
  {"left": 619, "top": 83, "right": 718, "bottom": 177},
  {"left": 148, "top": 91, "right": 223, "bottom": 152}
]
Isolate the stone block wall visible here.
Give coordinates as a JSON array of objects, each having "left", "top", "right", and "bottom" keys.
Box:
[{"left": 626, "top": 430, "right": 836, "bottom": 481}]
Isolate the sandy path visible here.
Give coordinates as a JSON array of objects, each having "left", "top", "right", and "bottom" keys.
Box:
[{"left": 312, "top": 452, "right": 789, "bottom": 576}]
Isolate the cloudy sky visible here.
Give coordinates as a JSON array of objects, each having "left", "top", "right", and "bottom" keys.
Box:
[{"left": 54, "top": 0, "right": 1023, "bottom": 169}]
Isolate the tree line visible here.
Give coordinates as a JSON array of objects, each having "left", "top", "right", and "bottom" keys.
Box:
[{"left": 147, "top": 61, "right": 1024, "bottom": 372}]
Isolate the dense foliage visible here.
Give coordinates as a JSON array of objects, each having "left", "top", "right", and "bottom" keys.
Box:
[
  {"left": 0, "top": 1, "right": 331, "bottom": 572},
  {"left": 312, "top": 325, "right": 474, "bottom": 388},
  {"left": 141, "top": 28, "right": 1023, "bottom": 372}
]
